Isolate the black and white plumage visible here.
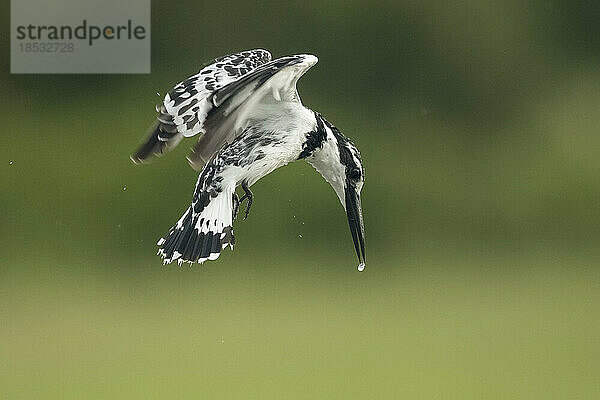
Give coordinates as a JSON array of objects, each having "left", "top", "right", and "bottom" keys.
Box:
[{"left": 132, "top": 49, "right": 366, "bottom": 269}]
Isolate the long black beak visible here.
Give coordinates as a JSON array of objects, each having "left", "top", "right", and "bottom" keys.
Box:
[{"left": 345, "top": 184, "right": 365, "bottom": 266}]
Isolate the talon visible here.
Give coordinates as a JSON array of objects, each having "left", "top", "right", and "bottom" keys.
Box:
[{"left": 243, "top": 197, "right": 252, "bottom": 220}]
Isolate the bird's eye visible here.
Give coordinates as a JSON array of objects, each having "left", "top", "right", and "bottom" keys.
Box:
[{"left": 349, "top": 168, "right": 361, "bottom": 180}]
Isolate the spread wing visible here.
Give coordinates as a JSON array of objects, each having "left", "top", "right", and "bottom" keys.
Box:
[
  {"left": 186, "top": 54, "right": 319, "bottom": 169},
  {"left": 131, "top": 49, "right": 272, "bottom": 163}
]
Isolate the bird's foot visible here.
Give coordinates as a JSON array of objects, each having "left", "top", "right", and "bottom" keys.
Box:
[{"left": 239, "top": 180, "right": 253, "bottom": 220}]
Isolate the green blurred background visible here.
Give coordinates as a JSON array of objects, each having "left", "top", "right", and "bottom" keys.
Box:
[{"left": 2, "top": 1, "right": 600, "bottom": 398}]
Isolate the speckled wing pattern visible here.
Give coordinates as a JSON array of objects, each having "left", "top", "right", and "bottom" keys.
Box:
[
  {"left": 186, "top": 54, "right": 318, "bottom": 169},
  {"left": 211, "top": 54, "right": 312, "bottom": 106},
  {"left": 164, "top": 49, "right": 272, "bottom": 137},
  {"left": 131, "top": 49, "right": 272, "bottom": 163}
]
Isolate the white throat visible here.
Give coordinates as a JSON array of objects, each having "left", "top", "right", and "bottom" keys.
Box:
[{"left": 306, "top": 125, "right": 346, "bottom": 208}]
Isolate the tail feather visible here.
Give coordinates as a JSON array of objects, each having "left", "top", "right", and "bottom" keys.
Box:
[{"left": 157, "top": 187, "right": 235, "bottom": 265}]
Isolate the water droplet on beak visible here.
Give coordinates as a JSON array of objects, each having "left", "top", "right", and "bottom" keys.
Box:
[{"left": 358, "top": 262, "right": 365, "bottom": 272}]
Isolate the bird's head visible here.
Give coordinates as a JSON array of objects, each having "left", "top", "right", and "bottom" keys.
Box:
[{"left": 305, "top": 115, "right": 366, "bottom": 268}]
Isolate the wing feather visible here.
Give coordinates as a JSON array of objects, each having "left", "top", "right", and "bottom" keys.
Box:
[
  {"left": 132, "top": 51, "right": 318, "bottom": 170},
  {"left": 187, "top": 54, "right": 318, "bottom": 169},
  {"left": 164, "top": 49, "right": 272, "bottom": 137},
  {"left": 131, "top": 49, "right": 271, "bottom": 163}
]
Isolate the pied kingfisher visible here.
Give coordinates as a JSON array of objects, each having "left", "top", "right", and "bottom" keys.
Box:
[{"left": 132, "top": 49, "right": 365, "bottom": 270}]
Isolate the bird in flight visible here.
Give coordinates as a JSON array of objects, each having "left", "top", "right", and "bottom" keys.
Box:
[{"left": 132, "top": 49, "right": 365, "bottom": 270}]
